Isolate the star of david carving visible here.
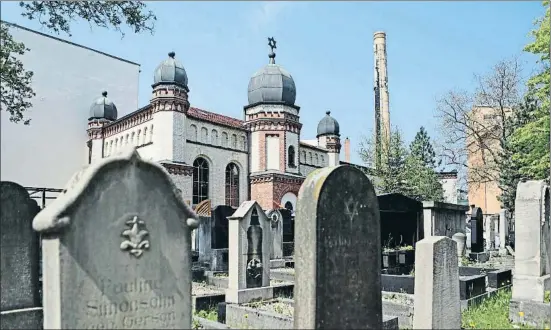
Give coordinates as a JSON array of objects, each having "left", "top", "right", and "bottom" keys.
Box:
[{"left": 344, "top": 197, "right": 360, "bottom": 223}]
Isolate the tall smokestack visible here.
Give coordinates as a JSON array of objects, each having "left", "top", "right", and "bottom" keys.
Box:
[
  {"left": 344, "top": 137, "right": 351, "bottom": 163},
  {"left": 373, "top": 31, "right": 390, "bottom": 168}
]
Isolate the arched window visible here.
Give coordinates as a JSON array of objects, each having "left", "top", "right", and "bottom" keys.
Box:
[
  {"left": 288, "top": 146, "right": 296, "bottom": 167},
  {"left": 211, "top": 129, "right": 219, "bottom": 145},
  {"left": 193, "top": 157, "right": 209, "bottom": 205},
  {"left": 143, "top": 127, "right": 148, "bottom": 145},
  {"left": 225, "top": 163, "right": 240, "bottom": 207},
  {"left": 320, "top": 155, "right": 325, "bottom": 165},
  {"left": 201, "top": 127, "right": 208, "bottom": 143},
  {"left": 149, "top": 125, "right": 154, "bottom": 142},
  {"left": 231, "top": 134, "right": 237, "bottom": 149},
  {"left": 301, "top": 151, "right": 306, "bottom": 163},
  {"left": 222, "top": 132, "right": 229, "bottom": 147},
  {"left": 137, "top": 130, "right": 142, "bottom": 146},
  {"left": 189, "top": 125, "right": 197, "bottom": 141},
  {"left": 241, "top": 136, "right": 247, "bottom": 151},
  {"left": 308, "top": 152, "right": 313, "bottom": 164},
  {"left": 315, "top": 154, "right": 319, "bottom": 165}
]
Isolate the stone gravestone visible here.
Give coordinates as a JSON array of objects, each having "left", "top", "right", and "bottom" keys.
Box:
[
  {"left": 498, "top": 209, "right": 509, "bottom": 255},
  {"left": 226, "top": 201, "right": 273, "bottom": 304},
  {"left": 413, "top": 236, "right": 460, "bottom": 329},
  {"left": 266, "top": 209, "right": 284, "bottom": 260},
  {"left": 511, "top": 180, "right": 550, "bottom": 303},
  {"left": 294, "top": 166, "right": 382, "bottom": 329},
  {"left": 32, "top": 149, "right": 199, "bottom": 329},
  {"left": 469, "top": 207, "right": 488, "bottom": 262},
  {"left": 0, "top": 181, "right": 42, "bottom": 330}
]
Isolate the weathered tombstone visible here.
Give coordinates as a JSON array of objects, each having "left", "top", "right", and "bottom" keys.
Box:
[
  {"left": 0, "top": 181, "right": 42, "bottom": 329},
  {"left": 485, "top": 214, "right": 496, "bottom": 250},
  {"left": 511, "top": 180, "right": 550, "bottom": 303},
  {"left": 32, "top": 149, "right": 198, "bottom": 329},
  {"left": 413, "top": 236, "right": 460, "bottom": 329},
  {"left": 226, "top": 201, "right": 272, "bottom": 303},
  {"left": 294, "top": 166, "right": 382, "bottom": 329},
  {"left": 266, "top": 209, "right": 284, "bottom": 260},
  {"left": 498, "top": 209, "right": 509, "bottom": 254}
]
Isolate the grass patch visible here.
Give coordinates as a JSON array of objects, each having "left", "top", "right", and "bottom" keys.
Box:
[
  {"left": 192, "top": 308, "right": 218, "bottom": 329},
  {"left": 462, "top": 289, "right": 549, "bottom": 329}
]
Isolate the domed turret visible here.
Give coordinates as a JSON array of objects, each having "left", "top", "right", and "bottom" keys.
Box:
[
  {"left": 317, "top": 111, "right": 340, "bottom": 137},
  {"left": 153, "top": 52, "right": 188, "bottom": 90},
  {"left": 89, "top": 91, "right": 117, "bottom": 121},
  {"left": 247, "top": 37, "right": 296, "bottom": 106}
]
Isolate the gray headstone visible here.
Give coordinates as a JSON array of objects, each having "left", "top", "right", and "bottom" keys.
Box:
[
  {"left": 32, "top": 149, "right": 199, "bottom": 329},
  {"left": 413, "top": 236, "right": 460, "bottom": 329},
  {"left": 294, "top": 166, "right": 382, "bottom": 329},
  {"left": 511, "top": 180, "right": 550, "bottom": 302},
  {"left": 470, "top": 207, "right": 484, "bottom": 253},
  {"left": 0, "top": 181, "right": 41, "bottom": 310},
  {"left": 0, "top": 181, "right": 42, "bottom": 330}
]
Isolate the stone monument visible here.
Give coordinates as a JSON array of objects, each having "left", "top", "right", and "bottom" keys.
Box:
[
  {"left": 0, "top": 182, "right": 42, "bottom": 329},
  {"left": 32, "top": 149, "right": 198, "bottom": 329},
  {"left": 469, "top": 207, "right": 489, "bottom": 262},
  {"left": 226, "top": 201, "right": 273, "bottom": 304},
  {"left": 294, "top": 166, "right": 383, "bottom": 329}
]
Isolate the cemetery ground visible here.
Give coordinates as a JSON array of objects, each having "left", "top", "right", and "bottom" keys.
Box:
[{"left": 1, "top": 152, "right": 549, "bottom": 329}]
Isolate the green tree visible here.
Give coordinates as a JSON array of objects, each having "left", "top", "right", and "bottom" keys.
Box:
[
  {"left": 403, "top": 153, "right": 444, "bottom": 202},
  {"left": 359, "top": 126, "right": 443, "bottom": 201},
  {"left": 1, "top": 1, "right": 157, "bottom": 125},
  {"left": 508, "top": 0, "right": 551, "bottom": 182},
  {"left": 497, "top": 97, "right": 539, "bottom": 214},
  {"left": 409, "top": 126, "right": 438, "bottom": 169},
  {"left": 359, "top": 126, "right": 408, "bottom": 195}
]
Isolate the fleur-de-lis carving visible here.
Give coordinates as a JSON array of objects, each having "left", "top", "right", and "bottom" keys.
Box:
[{"left": 120, "top": 216, "right": 150, "bottom": 258}]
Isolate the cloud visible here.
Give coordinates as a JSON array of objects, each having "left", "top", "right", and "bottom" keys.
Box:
[{"left": 248, "top": 2, "right": 295, "bottom": 34}]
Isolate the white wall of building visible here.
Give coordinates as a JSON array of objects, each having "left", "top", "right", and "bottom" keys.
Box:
[{"left": 0, "top": 24, "right": 140, "bottom": 188}]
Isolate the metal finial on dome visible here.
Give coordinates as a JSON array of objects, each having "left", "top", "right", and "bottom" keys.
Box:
[
  {"left": 102, "top": 91, "right": 108, "bottom": 97},
  {"left": 268, "top": 37, "right": 277, "bottom": 64},
  {"left": 168, "top": 51, "right": 175, "bottom": 58},
  {"left": 326, "top": 110, "right": 331, "bottom": 115}
]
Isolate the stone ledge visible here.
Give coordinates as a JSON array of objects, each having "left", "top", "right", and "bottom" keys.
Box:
[{"left": 509, "top": 299, "right": 550, "bottom": 327}]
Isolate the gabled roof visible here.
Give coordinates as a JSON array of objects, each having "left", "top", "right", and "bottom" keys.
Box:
[
  {"left": 228, "top": 200, "right": 259, "bottom": 219},
  {"left": 187, "top": 107, "right": 245, "bottom": 131}
]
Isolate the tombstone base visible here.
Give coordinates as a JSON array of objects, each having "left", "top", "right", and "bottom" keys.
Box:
[
  {"left": 270, "top": 259, "right": 286, "bottom": 269},
  {"left": 512, "top": 274, "right": 550, "bottom": 302},
  {"left": 469, "top": 252, "right": 489, "bottom": 263},
  {"left": 225, "top": 286, "right": 274, "bottom": 304},
  {"left": 509, "top": 299, "right": 550, "bottom": 327},
  {"left": 0, "top": 307, "right": 43, "bottom": 330},
  {"left": 498, "top": 248, "right": 509, "bottom": 256}
]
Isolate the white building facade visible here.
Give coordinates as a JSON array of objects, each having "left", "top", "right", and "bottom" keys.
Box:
[{"left": 87, "top": 45, "right": 343, "bottom": 211}]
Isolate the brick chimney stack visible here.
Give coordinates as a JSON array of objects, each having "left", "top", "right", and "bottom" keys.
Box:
[{"left": 344, "top": 137, "right": 351, "bottom": 163}]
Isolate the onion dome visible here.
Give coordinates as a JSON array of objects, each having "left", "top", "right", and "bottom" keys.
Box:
[{"left": 88, "top": 91, "right": 117, "bottom": 121}]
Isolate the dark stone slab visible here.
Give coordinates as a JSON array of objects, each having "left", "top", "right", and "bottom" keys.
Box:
[
  {"left": 459, "top": 266, "right": 495, "bottom": 276},
  {"left": 382, "top": 315, "right": 399, "bottom": 330},
  {"left": 273, "top": 284, "right": 294, "bottom": 299},
  {"left": 217, "top": 302, "right": 226, "bottom": 324},
  {"left": 469, "top": 252, "right": 490, "bottom": 263},
  {"left": 192, "top": 268, "right": 206, "bottom": 282},
  {"left": 487, "top": 269, "right": 512, "bottom": 289},
  {"left": 0, "top": 307, "right": 43, "bottom": 330},
  {"left": 459, "top": 274, "right": 486, "bottom": 300},
  {"left": 194, "top": 294, "right": 225, "bottom": 312},
  {"left": 294, "top": 166, "right": 382, "bottom": 329},
  {"left": 0, "top": 181, "right": 41, "bottom": 312},
  {"left": 32, "top": 150, "right": 198, "bottom": 329},
  {"left": 381, "top": 275, "right": 414, "bottom": 294},
  {"left": 470, "top": 207, "right": 484, "bottom": 253},
  {"left": 283, "top": 242, "right": 294, "bottom": 257}
]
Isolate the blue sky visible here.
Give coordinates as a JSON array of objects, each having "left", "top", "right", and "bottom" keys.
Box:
[{"left": 1, "top": 1, "right": 544, "bottom": 165}]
